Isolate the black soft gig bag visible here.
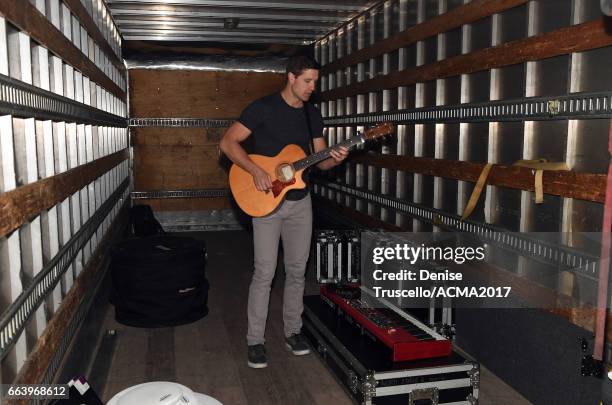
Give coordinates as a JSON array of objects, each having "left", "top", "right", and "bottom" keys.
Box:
[
  {"left": 110, "top": 236, "right": 209, "bottom": 327},
  {"left": 128, "top": 205, "right": 165, "bottom": 237}
]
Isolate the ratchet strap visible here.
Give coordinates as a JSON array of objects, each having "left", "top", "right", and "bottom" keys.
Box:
[{"left": 461, "top": 159, "right": 570, "bottom": 220}]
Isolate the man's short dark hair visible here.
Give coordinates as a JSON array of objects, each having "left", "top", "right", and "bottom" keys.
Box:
[{"left": 286, "top": 55, "right": 321, "bottom": 77}]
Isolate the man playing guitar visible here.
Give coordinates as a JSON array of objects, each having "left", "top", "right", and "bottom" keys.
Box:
[{"left": 219, "top": 55, "right": 348, "bottom": 369}]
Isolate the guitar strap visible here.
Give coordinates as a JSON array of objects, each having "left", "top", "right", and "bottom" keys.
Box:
[{"left": 302, "top": 102, "right": 315, "bottom": 154}]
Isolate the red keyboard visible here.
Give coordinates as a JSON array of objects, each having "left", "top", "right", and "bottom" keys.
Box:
[{"left": 320, "top": 285, "right": 452, "bottom": 362}]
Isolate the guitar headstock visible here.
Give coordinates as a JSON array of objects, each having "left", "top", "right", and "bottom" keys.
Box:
[{"left": 363, "top": 122, "right": 395, "bottom": 141}]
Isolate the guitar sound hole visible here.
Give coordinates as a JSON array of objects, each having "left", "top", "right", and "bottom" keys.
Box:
[{"left": 276, "top": 163, "right": 295, "bottom": 182}]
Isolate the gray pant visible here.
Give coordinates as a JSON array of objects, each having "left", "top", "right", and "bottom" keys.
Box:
[{"left": 247, "top": 195, "right": 312, "bottom": 346}]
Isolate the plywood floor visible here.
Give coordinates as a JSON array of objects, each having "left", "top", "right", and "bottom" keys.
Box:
[{"left": 98, "top": 231, "right": 531, "bottom": 405}]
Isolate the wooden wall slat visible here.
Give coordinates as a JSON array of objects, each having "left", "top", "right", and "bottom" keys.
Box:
[
  {"left": 132, "top": 127, "right": 227, "bottom": 147},
  {"left": 62, "top": 0, "right": 124, "bottom": 73},
  {"left": 132, "top": 128, "right": 230, "bottom": 195},
  {"left": 320, "top": 18, "right": 612, "bottom": 101},
  {"left": 321, "top": 0, "right": 529, "bottom": 75},
  {"left": 0, "top": 0, "right": 125, "bottom": 100},
  {"left": 6, "top": 205, "right": 128, "bottom": 401},
  {"left": 351, "top": 153, "right": 606, "bottom": 203},
  {"left": 0, "top": 149, "right": 128, "bottom": 238},
  {"left": 133, "top": 145, "right": 227, "bottom": 190},
  {"left": 129, "top": 70, "right": 285, "bottom": 118}
]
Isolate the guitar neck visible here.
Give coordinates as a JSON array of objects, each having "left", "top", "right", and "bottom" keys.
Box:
[{"left": 294, "top": 135, "right": 364, "bottom": 171}]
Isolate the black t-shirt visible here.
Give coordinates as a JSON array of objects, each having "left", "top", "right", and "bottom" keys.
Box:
[{"left": 238, "top": 93, "right": 324, "bottom": 200}]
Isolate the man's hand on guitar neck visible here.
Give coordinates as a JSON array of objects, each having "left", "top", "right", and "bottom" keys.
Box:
[
  {"left": 315, "top": 142, "right": 349, "bottom": 170},
  {"left": 251, "top": 165, "right": 273, "bottom": 192},
  {"left": 329, "top": 146, "right": 349, "bottom": 164}
]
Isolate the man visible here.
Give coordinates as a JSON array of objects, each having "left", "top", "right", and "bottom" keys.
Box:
[{"left": 219, "top": 55, "right": 348, "bottom": 368}]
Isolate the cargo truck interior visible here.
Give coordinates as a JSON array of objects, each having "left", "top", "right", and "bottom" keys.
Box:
[{"left": 1, "top": 0, "right": 612, "bottom": 404}]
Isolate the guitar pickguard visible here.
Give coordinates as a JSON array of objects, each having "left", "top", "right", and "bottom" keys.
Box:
[{"left": 271, "top": 178, "right": 296, "bottom": 197}]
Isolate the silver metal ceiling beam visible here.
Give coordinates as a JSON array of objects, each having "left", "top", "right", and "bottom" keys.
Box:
[
  {"left": 107, "top": 0, "right": 370, "bottom": 12},
  {"left": 120, "top": 28, "right": 316, "bottom": 38},
  {"left": 123, "top": 35, "right": 313, "bottom": 44},
  {"left": 115, "top": 18, "right": 333, "bottom": 31},
  {"left": 109, "top": 7, "right": 350, "bottom": 22},
  {"left": 120, "top": 26, "right": 327, "bottom": 36}
]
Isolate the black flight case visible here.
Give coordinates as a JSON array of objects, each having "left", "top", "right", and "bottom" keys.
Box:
[{"left": 302, "top": 296, "right": 479, "bottom": 405}]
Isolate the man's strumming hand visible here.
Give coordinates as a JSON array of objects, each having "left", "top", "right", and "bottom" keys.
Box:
[{"left": 251, "top": 166, "right": 273, "bottom": 192}]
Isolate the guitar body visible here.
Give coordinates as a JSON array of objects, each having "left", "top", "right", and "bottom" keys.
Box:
[
  {"left": 229, "top": 144, "right": 307, "bottom": 217},
  {"left": 227, "top": 123, "right": 395, "bottom": 217}
]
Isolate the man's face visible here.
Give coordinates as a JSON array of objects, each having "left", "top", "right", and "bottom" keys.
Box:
[{"left": 288, "top": 68, "right": 319, "bottom": 102}]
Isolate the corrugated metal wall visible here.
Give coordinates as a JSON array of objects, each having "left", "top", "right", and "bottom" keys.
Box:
[
  {"left": 0, "top": 0, "right": 128, "bottom": 390},
  {"left": 315, "top": 0, "right": 611, "bottom": 235},
  {"left": 311, "top": 1, "right": 612, "bottom": 402}
]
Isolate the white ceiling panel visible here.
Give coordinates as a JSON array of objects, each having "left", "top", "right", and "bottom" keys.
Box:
[{"left": 107, "top": 0, "right": 379, "bottom": 44}]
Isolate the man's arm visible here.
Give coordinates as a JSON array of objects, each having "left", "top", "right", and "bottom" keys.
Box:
[
  {"left": 313, "top": 137, "right": 349, "bottom": 170},
  {"left": 219, "top": 122, "right": 272, "bottom": 191}
]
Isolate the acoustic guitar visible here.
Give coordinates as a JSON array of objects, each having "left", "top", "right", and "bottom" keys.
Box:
[{"left": 229, "top": 122, "right": 395, "bottom": 217}]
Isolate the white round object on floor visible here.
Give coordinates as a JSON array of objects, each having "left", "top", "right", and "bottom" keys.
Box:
[
  {"left": 107, "top": 382, "right": 222, "bottom": 405},
  {"left": 603, "top": 0, "right": 612, "bottom": 16}
]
